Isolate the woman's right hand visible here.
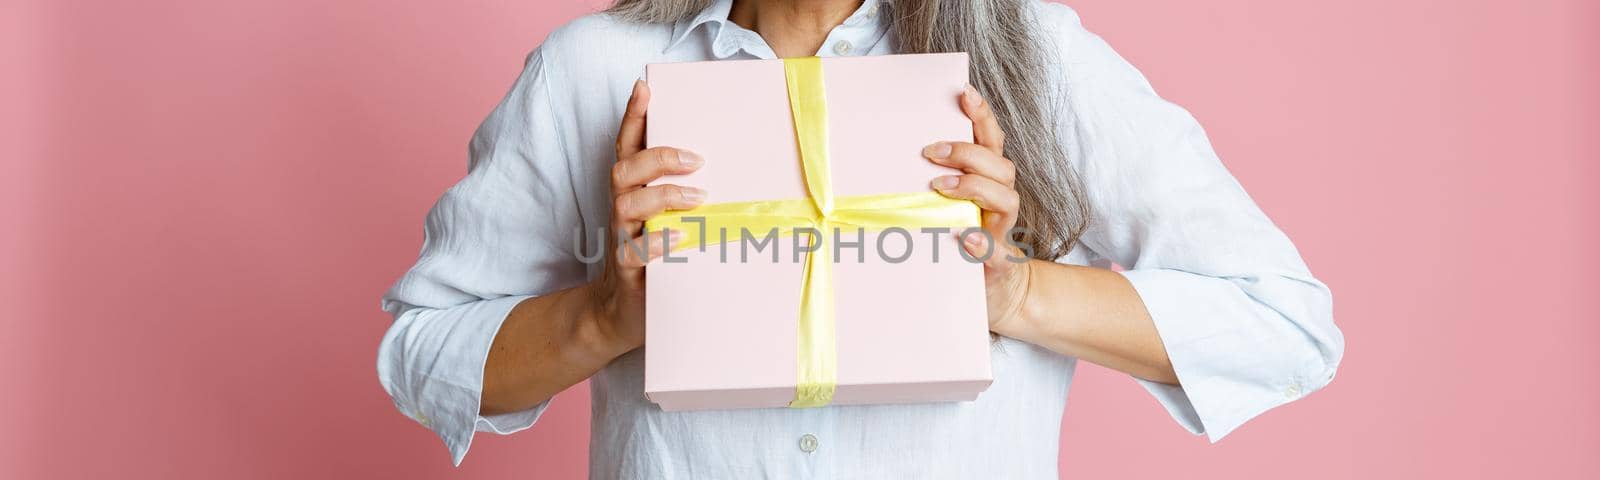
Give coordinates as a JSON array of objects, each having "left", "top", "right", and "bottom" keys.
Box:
[
  {"left": 480, "top": 80, "right": 704, "bottom": 415},
  {"left": 587, "top": 79, "right": 707, "bottom": 353}
]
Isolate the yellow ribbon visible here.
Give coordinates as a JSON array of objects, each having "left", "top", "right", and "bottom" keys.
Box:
[{"left": 646, "top": 56, "right": 981, "bottom": 408}]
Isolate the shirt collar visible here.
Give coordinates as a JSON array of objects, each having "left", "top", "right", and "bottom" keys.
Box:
[
  {"left": 664, "top": 0, "right": 890, "bottom": 58},
  {"left": 664, "top": 0, "right": 735, "bottom": 54}
]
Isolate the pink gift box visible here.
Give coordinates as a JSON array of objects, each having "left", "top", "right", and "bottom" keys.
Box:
[{"left": 643, "top": 53, "right": 993, "bottom": 411}]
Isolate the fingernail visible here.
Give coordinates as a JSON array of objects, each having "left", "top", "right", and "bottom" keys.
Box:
[
  {"left": 680, "top": 187, "right": 706, "bottom": 203},
  {"left": 963, "top": 231, "right": 985, "bottom": 246},
  {"left": 678, "top": 150, "right": 704, "bottom": 168},
  {"left": 923, "top": 142, "right": 952, "bottom": 159},
  {"left": 964, "top": 85, "right": 980, "bottom": 102},
  {"left": 667, "top": 229, "right": 683, "bottom": 244},
  {"left": 931, "top": 175, "right": 960, "bottom": 190}
]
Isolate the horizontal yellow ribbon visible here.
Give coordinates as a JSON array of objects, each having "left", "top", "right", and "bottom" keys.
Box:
[{"left": 645, "top": 56, "right": 980, "bottom": 408}]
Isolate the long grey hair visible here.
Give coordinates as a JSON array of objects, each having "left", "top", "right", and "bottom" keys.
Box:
[{"left": 606, "top": 0, "right": 1090, "bottom": 259}]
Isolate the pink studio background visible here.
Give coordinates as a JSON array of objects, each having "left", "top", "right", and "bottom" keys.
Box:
[{"left": 3, "top": 0, "right": 1596, "bottom": 478}]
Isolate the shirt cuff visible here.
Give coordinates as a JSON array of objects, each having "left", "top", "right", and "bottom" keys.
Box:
[
  {"left": 478, "top": 400, "right": 550, "bottom": 435},
  {"left": 379, "top": 294, "right": 546, "bottom": 466},
  {"left": 1121, "top": 269, "right": 1335, "bottom": 442}
]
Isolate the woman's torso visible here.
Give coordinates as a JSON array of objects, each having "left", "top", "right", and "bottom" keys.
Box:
[{"left": 537, "top": 2, "right": 1090, "bottom": 477}]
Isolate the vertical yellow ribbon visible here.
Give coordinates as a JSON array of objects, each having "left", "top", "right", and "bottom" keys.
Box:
[
  {"left": 784, "top": 57, "right": 837, "bottom": 408},
  {"left": 645, "top": 57, "right": 981, "bottom": 408}
]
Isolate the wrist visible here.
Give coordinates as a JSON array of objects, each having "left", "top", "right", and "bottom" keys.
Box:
[
  {"left": 990, "top": 259, "right": 1039, "bottom": 339},
  {"left": 571, "top": 283, "right": 638, "bottom": 363}
]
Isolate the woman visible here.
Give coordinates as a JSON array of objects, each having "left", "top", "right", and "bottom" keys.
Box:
[{"left": 377, "top": 0, "right": 1344, "bottom": 477}]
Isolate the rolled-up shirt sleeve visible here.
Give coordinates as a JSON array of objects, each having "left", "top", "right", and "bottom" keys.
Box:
[
  {"left": 377, "top": 46, "right": 587, "bottom": 465},
  {"left": 1042, "top": 3, "right": 1345, "bottom": 440}
]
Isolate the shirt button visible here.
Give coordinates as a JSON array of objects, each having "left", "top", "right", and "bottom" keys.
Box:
[
  {"left": 1285, "top": 383, "right": 1303, "bottom": 398},
  {"left": 832, "top": 41, "right": 853, "bottom": 56},
  {"left": 863, "top": 3, "right": 878, "bottom": 18},
  {"left": 798, "top": 433, "right": 819, "bottom": 453}
]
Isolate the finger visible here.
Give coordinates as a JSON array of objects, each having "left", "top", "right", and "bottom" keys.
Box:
[
  {"left": 962, "top": 85, "right": 1005, "bottom": 155},
  {"left": 959, "top": 228, "right": 1024, "bottom": 270},
  {"left": 616, "top": 229, "right": 682, "bottom": 269},
  {"left": 612, "top": 147, "right": 704, "bottom": 193},
  {"left": 615, "top": 79, "right": 650, "bottom": 161},
  {"left": 612, "top": 184, "right": 707, "bottom": 237},
  {"left": 922, "top": 141, "right": 1016, "bottom": 187},
  {"left": 931, "top": 174, "right": 1019, "bottom": 230}
]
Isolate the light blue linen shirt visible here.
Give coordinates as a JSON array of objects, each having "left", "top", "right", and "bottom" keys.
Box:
[{"left": 378, "top": 0, "right": 1345, "bottom": 477}]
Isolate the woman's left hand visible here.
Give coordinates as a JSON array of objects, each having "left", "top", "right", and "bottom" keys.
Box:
[{"left": 925, "top": 85, "right": 1033, "bottom": 333}]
